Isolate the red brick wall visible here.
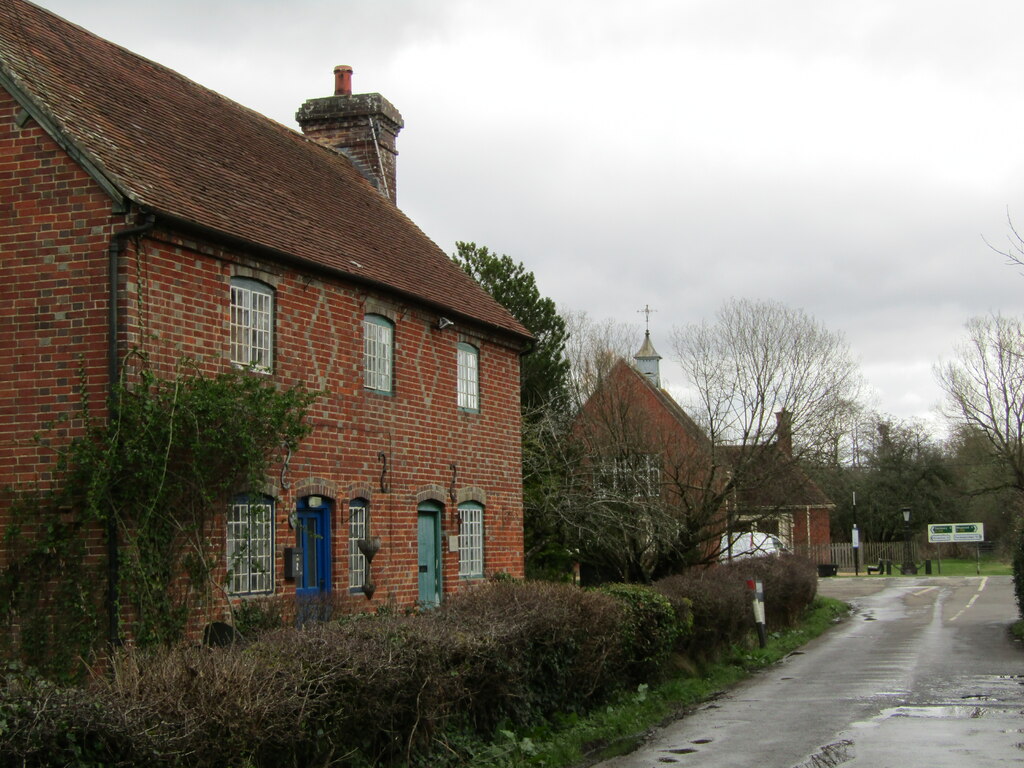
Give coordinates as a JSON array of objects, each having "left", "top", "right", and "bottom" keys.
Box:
[
  {"left": 0, "top": 86, "right": 121, "bottom": 511},
  {"left": 790, "top": 506, "right": 832, "bottom": 549},
  {"left": 0, "top": 84, "right": 524, "bottom": 631}
]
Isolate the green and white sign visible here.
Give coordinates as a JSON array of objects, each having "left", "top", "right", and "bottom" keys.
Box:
[{"left": 928, "top": 522, "right": 984, "bottom": 543}]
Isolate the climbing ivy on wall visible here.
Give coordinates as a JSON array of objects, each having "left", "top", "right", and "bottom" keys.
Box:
[{"left": 1, "top": 355, "right": 315, "bottom": 679}]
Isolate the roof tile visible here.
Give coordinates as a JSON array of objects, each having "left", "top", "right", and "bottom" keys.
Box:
[{"left": 0, "top": 0, "right": 529, "bottom": 341}]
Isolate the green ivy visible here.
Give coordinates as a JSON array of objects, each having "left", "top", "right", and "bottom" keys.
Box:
[{"left": 2, "top": 355, "right": 315, "bottom": 678}]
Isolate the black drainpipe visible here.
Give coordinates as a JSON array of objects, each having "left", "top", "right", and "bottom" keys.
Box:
[{"left": 105, "top": 213, "right": 155, "bottom": 647}]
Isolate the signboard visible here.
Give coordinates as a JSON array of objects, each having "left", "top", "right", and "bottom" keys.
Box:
[
  {"left": 928, "top": 522, "right": 984, "bottom": 543},
  {"left": 851, "top": 525, "right": 860, "bottom": 548}
]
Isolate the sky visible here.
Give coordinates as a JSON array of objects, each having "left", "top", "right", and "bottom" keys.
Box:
[{"left": 29, "top": 0, "right": 1024, "bottom": 434}]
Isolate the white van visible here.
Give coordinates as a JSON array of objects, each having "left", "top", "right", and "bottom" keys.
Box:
[{"left": 719, "top": 532, "right": 789, "bottom": 561}]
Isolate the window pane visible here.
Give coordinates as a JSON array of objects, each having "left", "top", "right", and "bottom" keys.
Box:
[
  {"left": 230, "top": 279, "right": 273, "bottom": 370},
  {"left": 364, "top": 316, "right": 393, "bottom": 392},
  {"left": 227, "top": 497, "right": 274, "bottom": 595},
  {"left": 348, "top": 501, "right": 368, "bottom": 589},
  {"left": 458, "top": 504, "right": 484, "bottom": 578},
  {"left": 457, "top": 344, "right": 479, "bottom": 411}
]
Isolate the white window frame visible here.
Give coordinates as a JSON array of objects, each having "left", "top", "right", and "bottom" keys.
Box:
[
  {"left": 227, "top": 496, "right": 274, "bottom": 595},
  {"left": 363, "top": 314, "right": 393, "bottom": 392},
  {"left": 597, "top": 454, "right": 662, "bottom": 500},
  {"left": 457, "top": 342, "right": 479, "bottom": 411},
  {"left": 230, "top": 277, "right": 273, "bottom": 371},
  {"left": 348, "top": 498, "right": 368, "bottom": 590},
  {"left": 458, "top": 502, "right": 484, "bottom": 578}
]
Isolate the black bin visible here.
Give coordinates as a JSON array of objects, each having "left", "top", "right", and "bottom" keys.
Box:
[{"left": 817, "top": 563, "right": 839, "bottom": 577}]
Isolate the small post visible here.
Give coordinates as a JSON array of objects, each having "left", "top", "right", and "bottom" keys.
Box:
[
  {"left": 852, "top": 523, "right": 860, "bottom": 577},
  {"left": 748, "top": 578, "right": 767, "bottom": 648}
]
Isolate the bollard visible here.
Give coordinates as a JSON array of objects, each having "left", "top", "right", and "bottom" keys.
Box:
[
  {"left": 885, "top": 559, "right": 892, "bottom": 575},
  {"left": 924, "top": 559, "right": 932, "bottom": 575},
  {"left": 747, "top": 578, "right": 767, "bottom": 649}
]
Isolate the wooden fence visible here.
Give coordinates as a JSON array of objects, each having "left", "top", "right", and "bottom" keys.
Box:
[{"left": 794, "top": 541, "right": 920, "bottom": 572}]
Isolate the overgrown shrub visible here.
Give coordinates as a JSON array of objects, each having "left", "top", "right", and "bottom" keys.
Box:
[
  {"left": 598, "top": 583, "right": 688, "bottom": 682},
  {"left": 1013, "top": 519, "right": 1024, "bottom": 619},
  {"left": 654, "top": 566, "right": 751, "bottom": 661},
  {"left": 433, "top": 580, "right": 626, "bottom": 731},
  {"left": 2, "top": 566, "right": 819, "bottom": 766},
  {"left": 0, "top": 663, "right": 153, "bottom": 767},
  {"left": 654, "top": 555, "right": 819, "bottom": 662},
  {"left": 729, "top": 554, "right": 818, "bottom": 628}
]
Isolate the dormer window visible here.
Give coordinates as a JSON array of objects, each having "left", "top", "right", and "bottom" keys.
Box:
[{"left": 230, "top": 277, "right": 273, "bottom": 370}]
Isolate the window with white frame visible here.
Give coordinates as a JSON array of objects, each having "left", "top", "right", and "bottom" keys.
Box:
[
  {"left": 229, "top": 277, "right": 273, "bottom": 370},
  {"left": 363, "top": 314, "right": 393, "bottom": 392},
  {"left": 458, "top": 502, "right": 484, "bottom": 578},
  {"left": 348, "top": 498, "right": 368, "bottom": 590},
  {"left": 457, "top": 342, "right": 479, "bottom": 411},
  {"left": 597, "top": 454, "right": 662, "bottom": 500},
  {"left": 227, "top": 496, "right": 274, "bottom": 595}
]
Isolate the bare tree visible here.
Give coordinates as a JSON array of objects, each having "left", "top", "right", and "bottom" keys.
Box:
[
  {"left": 936, "top": 313, "right": 1024, "bottom": 495},
  {"left": 562, "top": 309, "right": 639, "bottom": 408},
  {"left": 551, "top": 360, "right": 717, "bottom": 582},
  {"left": 671, "top": 298, "right": 864, "bottom": 462}
]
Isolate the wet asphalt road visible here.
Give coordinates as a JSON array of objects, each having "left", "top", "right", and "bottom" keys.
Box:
[{"left": 594, "top": 575, "right": 1024, "bottom": 768}]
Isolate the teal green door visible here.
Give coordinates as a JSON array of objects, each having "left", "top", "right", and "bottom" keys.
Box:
[{"left": 417, "top": 505, "right": 441, "bottom": 607}]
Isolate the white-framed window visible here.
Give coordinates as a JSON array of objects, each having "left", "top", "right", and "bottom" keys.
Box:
[
  {"left": 457, "top": 342, "right": 479, "bottom": 411},
  {"left": 227, "top": 496, "right": 274, "bottom": 595},
  {"left": 597, "top": 454, "right": 662, "bottom": 500},
  {"left": 363, "top": 314, "right": 393, "bottom": 392},
  {"left": 348, "top": 498, "right": 368, "bottom": 590},
  {"left": 458, "top": 502, "right": 484, "bottom": 578},
  {"left": 230, "top": 277, "right": 274, "bottom": 370}
]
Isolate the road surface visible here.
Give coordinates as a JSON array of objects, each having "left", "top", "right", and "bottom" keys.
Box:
[{"left": 595, "top": 575, "right": 1024, "bottom": 768}]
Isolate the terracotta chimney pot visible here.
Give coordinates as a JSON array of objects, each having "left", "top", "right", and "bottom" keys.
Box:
[{"left": 334, "top": 65, "right": 353, "bottom": 96}]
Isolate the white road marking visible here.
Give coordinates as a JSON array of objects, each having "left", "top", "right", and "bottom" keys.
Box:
[
  {"left": 912, "top": 586, "right": 938, "bottom": 595},
  {"left": 949, "top": 576, "right": 987, "bottom": 623}
]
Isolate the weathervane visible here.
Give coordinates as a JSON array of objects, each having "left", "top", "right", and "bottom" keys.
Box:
[{"left": 638, "top": 304, "right": 656, "bottom": 333}]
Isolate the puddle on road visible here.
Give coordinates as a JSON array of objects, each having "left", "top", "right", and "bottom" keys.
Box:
[
  {"left": 883, "top": 705, "right": 986, "bottom": 719},
  {"left": 791, "top": 739, "right": 855, "bottom": 768}
]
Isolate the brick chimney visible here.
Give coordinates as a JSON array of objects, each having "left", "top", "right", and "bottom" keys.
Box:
[
  {"left": 296, "top": 65, "right": 404, "bottom": 203},
  {"left": 775, "top": 410, "right": 793, "bottom": 457}
]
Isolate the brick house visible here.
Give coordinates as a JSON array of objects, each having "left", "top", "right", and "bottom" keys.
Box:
[
  {"left": 573, "top": 332, "right": 831, "bottom": 579},
  {"left": 0, "top": 0, "right": 530, "bottom": 643}
]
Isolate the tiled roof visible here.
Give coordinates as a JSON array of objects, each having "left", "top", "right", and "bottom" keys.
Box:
[
  {"left": 612, "top": 361, "right": 833, "bottom": 509},
  {"left": 720, "top": 445, "right": 834, "bottom": 509},
  {"left": 0, "top": 0, "right": 530, "bottom": 341}
]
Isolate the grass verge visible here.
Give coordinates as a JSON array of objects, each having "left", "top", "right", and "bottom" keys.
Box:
[
  {"left": 925, "top": 557, "right": 1012, "bottom": 577},
  {"left": 1011, "top": 620, "right": 1024, "bottom": 642},
  {"left": 465, "top": 596, "right": 849, "bottom": 768}
]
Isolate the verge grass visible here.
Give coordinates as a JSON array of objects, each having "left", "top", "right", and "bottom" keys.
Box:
[
  {"left": 925, "top": 557, "right": 1012, "bottom": 577},
  {"left": 465, "top": 596, "right": 848, "bottom": 768}
]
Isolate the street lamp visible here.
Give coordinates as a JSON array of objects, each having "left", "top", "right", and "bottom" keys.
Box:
[{"left": 901, "top": 506, "right": 917, "bottom": 575}]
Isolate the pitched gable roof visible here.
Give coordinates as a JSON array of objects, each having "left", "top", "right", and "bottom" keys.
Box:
[
  {"left": 609, "top": 360, "right": 712, "bottom": 451},
  {"left": 586, "top": 359, "right": 832, "bottom": 509},
  {"left": 721, "top": 444, "right": 834, "bottom": 509},
  {"left": 0, "top": 0, "right": 530, "bottom": 342}
]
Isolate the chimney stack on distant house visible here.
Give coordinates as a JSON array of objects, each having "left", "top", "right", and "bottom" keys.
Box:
[
  {"left": 775, "top": 410, "right": 793, "bottom": 457},
  {"left": 296, "top": 66, "right": 404, "bottom": 203}
]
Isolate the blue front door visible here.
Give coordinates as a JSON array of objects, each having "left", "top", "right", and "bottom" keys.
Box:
[
  {"left": 417, "top": 504, "right": 441, "bottom": 607},
  {"left": 296, "top": 497, "right": 331, "bottom": 607}
]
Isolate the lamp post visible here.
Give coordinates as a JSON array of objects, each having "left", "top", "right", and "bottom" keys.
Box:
[{"left": 901, "top": 506, "right": 917, "bottom": 575}]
